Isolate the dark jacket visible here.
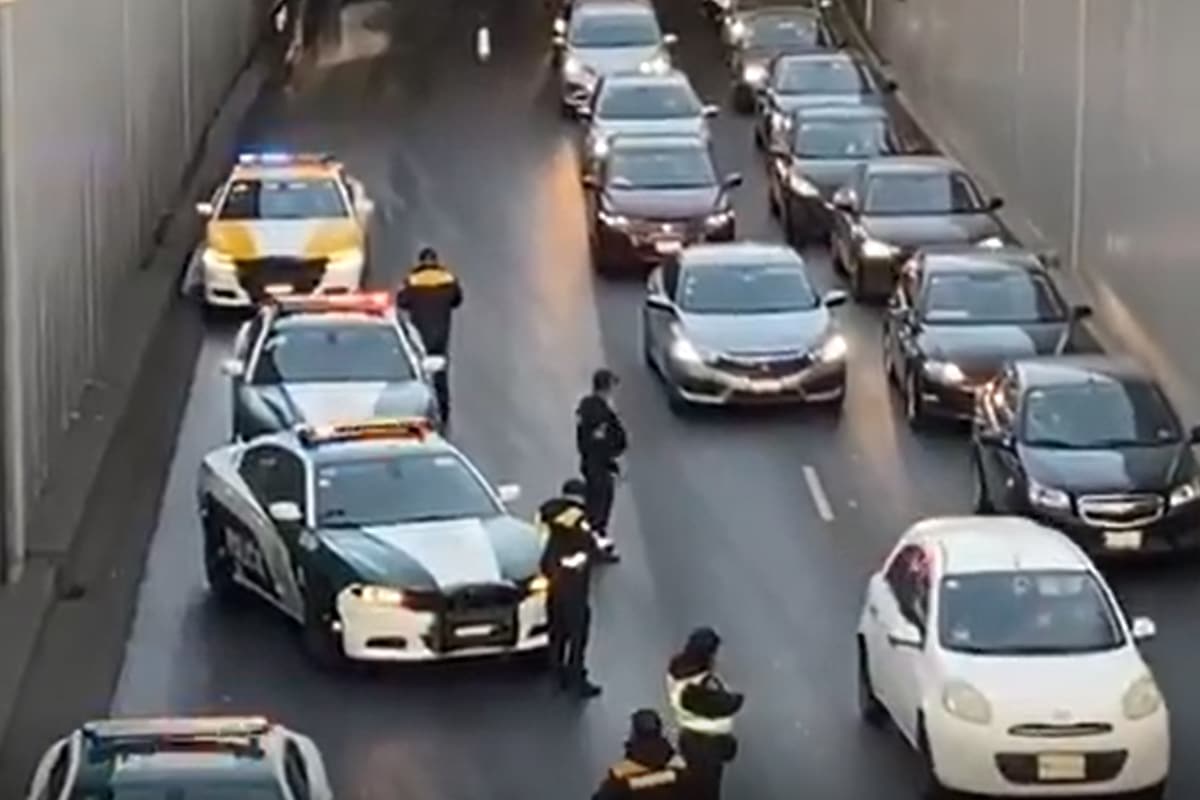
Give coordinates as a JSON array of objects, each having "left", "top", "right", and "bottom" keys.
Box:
[
  {"left": 593, "top": 737, "right": 687, "bottom": 800},
  {"left": 538, "top": 497, "right": 598, "bottom": 605},
  {"left": 667, "top": 653, "right": 744, "bottom": 745},
  {"left": 396, "top": 263, "right": 463, "bottom": 354},
  {"left": 575, "top": 394, "right": 627, "bottom": 469}
]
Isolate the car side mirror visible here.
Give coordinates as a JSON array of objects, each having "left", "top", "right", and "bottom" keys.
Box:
[
  {"left": 1131, "top": 616, "right": 1157, "bottom": 641},
  {"left": 977, "top": 428, "right": 1012, "bottom": 449},
  {"left": 1071, "top": 304, "right": 1093, "bottom": 320},
  {"left": 823, "top": 289, "right": 848, "bottom": 308},
  {"left": 722, "top": 172, "right": 743, "bottom": 189},
  {"left": 582, "top": 175, "right": 600, "bottom": 189},
  {"left": 221, "top": 358, "right": 245, "bottom": 378},
  {"left": 882, "top": 79, "right": 899, "bottom": 93},
  {"left": 663, "top": 32, "right": 678, "bottom": 46},
  {"left": 268, "top": 501, "right": 303, "bottom": 524},
  {"left": 1189, "top": 425, "right": 1200, "bottom": 444},
  {"left": 646, "top": 294, "right": 675, "bottom": 313},
  {"left": 497, "top": 484, "right": 521, "bottom": 503},
  {"left": 195, "top": 201, "right": 214, "bottom": 217},
  {"left": 553, "top": 34, "right": 566, "bottom": 48},
  {"left": 422, "top": 355, "right": 447, "bottom": 373},
  {"left": 987, "top": 196, "right": 1005, "bottom": 211},
  {"left": 887, "top": 621, "right": 922, "bottom": 649},
  {"left": 833, "top": 196, "right": 855, "bottom": 213},
  {"left": 702, "top": 104, "right": 719, "bottom": 118}
]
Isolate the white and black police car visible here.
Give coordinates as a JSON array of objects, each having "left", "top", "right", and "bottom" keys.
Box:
[{"left": 197, "top": 418, "right": 550, "bottom": 667}]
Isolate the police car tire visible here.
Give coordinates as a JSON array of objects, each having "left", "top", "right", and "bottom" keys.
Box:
[
  {"left": 302, "top": 591, "right": 345, "bottom": 671},
  {"left": 855, "top": 638, "right": 886, "bottom": 726},
  {"left": 203, "top": 514, "right": 244, "bottom": 606}
]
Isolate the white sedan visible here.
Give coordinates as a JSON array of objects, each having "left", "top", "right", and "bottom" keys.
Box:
[{"left": 856, "top": 516, "right": 1168, "bottom": 798}]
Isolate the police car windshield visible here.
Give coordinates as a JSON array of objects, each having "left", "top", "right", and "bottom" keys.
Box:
[
  {"left": 218, "top": 179, "right": 348, "bottom": 220},
  {"left": 315, "top": 452, "right": 501, "bottom": 526},
  {"left": 71, "top": 787, "right": 285, "bottom": 799},
  {"left": 251, "top": 323, "right": 416, "bottom": 384}
]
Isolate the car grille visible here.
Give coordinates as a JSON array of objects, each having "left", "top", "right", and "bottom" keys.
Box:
[
  {"left": 1076, "top": 493, "right": 1164, "bottom": 529},
  {"left": 444, "top": 583, "right": 522, "bottom": 612},
  {"left": 236, "top": 257, "right": 327, "bottom": 298},
  {"left": 428, "top": 583, "right": 521, "bottom": 653},
  {"left": 713, "top": 349, "right": 812, "bottom": 378},
  {"left": 630, "top": 218, "right": 702, "bottom": 242},
  {"left": 994, "top": 751, "right": 1126, "bottom": 784},
  {"left": 1008, "top": 722, "right": 1113, "bottom": 738}
]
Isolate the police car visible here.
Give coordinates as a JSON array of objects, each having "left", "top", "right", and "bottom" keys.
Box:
[
  {"left": 193, "top": 152, "right": 374, "bottom": 308},
  {"left": 223, "top": 292, "right": 445, "bottom": 440},
  {"left": 197, "top": 418, "right": 550, "bottom": 666},
  {"left": 25, "top": 716, "right": 331, "bottom": 799}
]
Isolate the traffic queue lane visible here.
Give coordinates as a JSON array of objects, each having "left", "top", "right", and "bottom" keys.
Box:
[{"left": 81, "top": 0, "right": 1200, "bottom": 798}]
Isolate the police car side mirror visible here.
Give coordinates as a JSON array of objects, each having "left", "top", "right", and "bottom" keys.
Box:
[
  {"left": 497, "top": 484, "right": 521, "bottom": 503},
  {"left": 269, "top": 501, "right": 303, "bottom": 524},
  {"left": 221, "top": 358, "right": 245, "bottom": 378},
  {"left": 195, "top": 201, "right": 214, "bottom": 217},
  {"left": 422, "top": 355, "right": 447, "bottom": 374}
]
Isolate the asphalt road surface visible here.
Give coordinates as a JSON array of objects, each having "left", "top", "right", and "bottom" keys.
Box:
[{"left": 13, "top": 0, "right": 1200, "bottom": 798}]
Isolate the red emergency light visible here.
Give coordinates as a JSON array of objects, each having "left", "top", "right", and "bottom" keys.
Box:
[{"left": 272, "top": 292, "right": 392, "bottom": 315}]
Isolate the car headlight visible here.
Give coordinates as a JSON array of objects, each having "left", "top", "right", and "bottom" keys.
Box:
[
  {"left": 639, "top": 54, "right": 670, "bottom": 74},
  {"left": 729, "top": 19, "right": 748, "bottom": 41},
  {"left": 787, "top": 171, "right": 820, "bottom": 198},
  {"left": 589, "top": 135, "right": 610, "bottom": 158},
  {"left": 553, "top": 17, "right": 567, "bottom": 34},
  {"left": 202, "top": 247, "right": 235, "bottom": 269},
  {"left": 976, "top": 236, "right": 1005, "bottom": 249},
  {"left": 354, "top": 585, "right": 406, "bottom": 606},
  {"left": 1027, "top": 477, "right": 1071, "bottom": 511},
  {"left": 741, "top": 62, "right": 767, "bottom": 85},
  {"left": 526, "top": 574, "right": 550, "bottom": 595},
  {"left": 705, "top": 209, "right": 734, "bottom": 227},
  {"left": 670, "top": 333, "right": 714, "bottom": 365},
  {"left": 1122, "top": 674, "right": 1163, "bottom": 720},
  {"left": 942, "top": 680, "right": 992, "bottom": 725},
  {"left": 598, "top": 210, "right": 629, "bottom": 228},
  {"left": 564, "top": 56, "right": 586, "bottom": 80},
  {"left": 860, "top": 238, "right": 900, "bottom": 259},
  {"left": 813, "top": 332, "right": 848, "bottom": 363},
  {"left": 1169, "top": 477, "right": 1200, "bottom": 507},
  {"left": 923, "top": 360, "right": 965, "bottom": 384}
]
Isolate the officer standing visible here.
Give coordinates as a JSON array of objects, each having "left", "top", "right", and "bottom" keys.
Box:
[
  {"left": 537, "top": 479, "right": 602, "bottom": 698},
  {"left": 593, "top": 709, "right": 688, "bottom": 800},
  {"left": 666, "top": 628, "right": 744, "bottom": 800},
  {"left": 575, "top": 368, "right": 627, "bottom": 561},
  {"left": 396, "top": 246, "right": 463, "bottom": 424}
]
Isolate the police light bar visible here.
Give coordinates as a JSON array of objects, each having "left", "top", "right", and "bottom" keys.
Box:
[
  {"left": 237, "top": 152, "right": 334, "bottom": 166},
  {"left": 272, "top": 292, "right": 391, "bottom": 315},
  {"left": 82, "top": 716, "right": 271, "bottom": 742},
  {"left": 298, "top": 417, "right": 434, "bottom": 446}
]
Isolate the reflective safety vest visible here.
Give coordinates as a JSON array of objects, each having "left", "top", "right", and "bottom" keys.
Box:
[
  {"left": 610, "top": 755, "right": 687, "bottom": 792},
  {"left": 667, "top": 672, "right": 735, "bottom": 735}
]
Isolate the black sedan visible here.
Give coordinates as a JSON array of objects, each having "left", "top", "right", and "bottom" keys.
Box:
[
  {"left": 707, "top": 0, "right": 831, "bottom": 25},
  {"left": 829, "top": 156, "right": 1007, "bottom": 300},
  {"left": 767, "top": 105, "right": 903, "bottom": 245},
  {"left": 724, "top": 7, "right": 835, "bottom": 112},
  {"left": 881, "top": 246, "right": 1092, "bottom": 426},
  {"left": 971, "top": 356, "right": 1200, "bottom": 556},
  {"left": 583, "top": 134, "right": 740, "bottom": 273},
  {"left": 753, "top": 51, "right": 894, "bottom": 148},
  {"left": 222, "top": 293, "right": 443, "bottom": 440},
  {"left": 641, "top": 241, "right": 848, "bottom": 410}
]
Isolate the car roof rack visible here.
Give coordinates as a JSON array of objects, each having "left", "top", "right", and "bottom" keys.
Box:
[{"left": 297, "top": 417, "right": 435, "bottom": 447}]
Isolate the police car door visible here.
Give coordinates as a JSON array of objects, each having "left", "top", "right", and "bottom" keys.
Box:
[{"left": 227, "top": 444, "right": 307, "bottom": 619}]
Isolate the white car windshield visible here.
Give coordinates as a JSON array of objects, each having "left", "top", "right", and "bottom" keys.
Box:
[
  {"left": 219, "top": 178, "right": 348, "bottom": 220},
  {"left": 938, "top": 570, "right": 1125, "bottom": 655},
  {"left": 315, "top": 452, "right": 501, "bottom": 526},
  {"left": 251, "top": 323, "right": 416, "bottom": 384}
]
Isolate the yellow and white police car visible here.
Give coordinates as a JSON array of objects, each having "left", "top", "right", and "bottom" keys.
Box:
[
  {"left": 197, "top": 418, "right": 550, "bottom": 667},
  {"left": 193, "top": 152, "right": 374, "bottom": 308}
]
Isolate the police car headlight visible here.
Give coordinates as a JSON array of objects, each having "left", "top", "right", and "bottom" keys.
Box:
[
  {"left": 923, "top": 360, "right": 965, "bottom": 384},
  {"left": 812, "top": 332, "right": 847, "bottom": 363},
  {"left": 788, "top": 172, "right": 820, "bottom": 198},
  {"left": 860, "top": 238, "right": 900, "bottom": 259},
  {"left": 742, "top": 62, "right": 767, "bottom": 85},
  {"left": 354, "top": 585, "right": 406, "bottom": 606},
  {"left": 202, "top": 247, "right": 235, "bottom": 269}
]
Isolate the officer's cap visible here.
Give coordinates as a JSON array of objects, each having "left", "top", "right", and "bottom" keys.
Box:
[
  {"left": 418, "top": 246, "right": 438, "bottom": 264},
  {"left": 561, "top": 478, "right": 586, "bottom": 498},
  {"left": 630, "top": 709, "right": 663, "bottom": 738},
  {"left": 685, "top": 626, "right": 721, "bottom": 658},
  {"left": 592, "top": 368, "right": 618, "bottom": 392}
]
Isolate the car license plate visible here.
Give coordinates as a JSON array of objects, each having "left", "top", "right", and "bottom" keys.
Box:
[
  {"left": 654, "top": 239, "right": 683, "bottom": 254},
  {"left": 456, "top": 624, "right": 495, "bottom": 638},
  {"left": 749, "top": 379, "right": 783, "bottom": 393},
  {"left": 1104, "top": 530, "right": 1143, "bottom": 550},
  {"left": 1036, "top": 753, "right": 1085, "bottom": 781},
  {"left": 264, "top": 283, "right": 294, "bottom": 296}
]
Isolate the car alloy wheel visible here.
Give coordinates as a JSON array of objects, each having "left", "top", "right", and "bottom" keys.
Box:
[
  {"left": 856, "top": 638, "right": 886, "bottom": 726},
  {"left": 301, "top": 581, "right": 345, "bottom": 671}
]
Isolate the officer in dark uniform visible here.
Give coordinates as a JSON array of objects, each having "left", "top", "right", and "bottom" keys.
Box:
[
  {"left": 666, "top": 627, "right": 744, "bottom": 800},
  {"left": 594, "top": 709, "right": 688, "bottom": 800},
  {"left": 538, "top": 479, "right": 602, "bottom": 698},
  {"left": 396, "top": 246, "right": 463, "bottom": 423},
  {"left": 575, "top": 368, "right": 627, "bottom": 561}
]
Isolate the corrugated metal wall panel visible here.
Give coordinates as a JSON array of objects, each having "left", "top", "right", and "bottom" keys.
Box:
[
  {"left": 869, "top": 0, "right": 1200, "bottom": 414},
  {"left": 0, "top": 0, "right": 267, "bottom": 569}
]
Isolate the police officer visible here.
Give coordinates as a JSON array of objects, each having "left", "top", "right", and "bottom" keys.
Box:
[
  {"left": 575, "top": 368, "right": 626, "bottom": 561},
  {"left": 538, "top": 479, "right": 602, "bottom": 698},
  {"left": 594, "top": 709, "right": 688, "bottom": 800},
  {"left": 666, "top": 627, "right": 744, "bottom": 800},
  {"left": 396, "top": 246, "right": 463, "bottom": 423}
]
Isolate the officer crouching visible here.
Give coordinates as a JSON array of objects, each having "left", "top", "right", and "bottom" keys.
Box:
[
  {"left": 594, "top": 709, "right": 688, "bottom": 799},
  {"left": 666, "top": 627, "right": 744, "bottom": 800}
]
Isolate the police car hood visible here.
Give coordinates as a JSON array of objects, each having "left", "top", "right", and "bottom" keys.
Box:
[
  {"left": 207, "top": 218, "right": 362, "bottom": 259},
  {"left": 319, "top": 515, "right": 541, "bottom": 591},
  {"left": 250, "top": 381, "right": 433, "bottom": 428}
]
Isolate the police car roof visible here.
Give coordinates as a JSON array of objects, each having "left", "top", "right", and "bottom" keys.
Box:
[
  {"left": 230, "top": 163, "right": 340, "bottom": 181},
  {"left": 272, "top": 310, "right": 393, "bottom": 330},
  {"left": 303, "top": 430, "right": 456, "bottom": 465},
  {"left": 679, "top": 241, "right": 804, "bottom": 269},
  {"left": 906, "top": 516, "right": 1090, "bottom": 575}
]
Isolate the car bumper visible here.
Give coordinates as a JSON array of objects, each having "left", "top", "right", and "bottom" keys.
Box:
[
  {"left": 1027, "top": 504, "right": 1200, "bottom": 557},
  {"left": 335, "top": 590, "right": 549, "bottom": 662},
  {"left": 665, "top": 356, "right": 846, "bottom": 405},
  {"left": 596, "top": 221, "right": 735, "bottom": 266},
  {"left": 202, "top": 255, "right": 363, "bottom": 308},
  {"left": 926, "top": 707, "right": 1169, "bottom": 796}
]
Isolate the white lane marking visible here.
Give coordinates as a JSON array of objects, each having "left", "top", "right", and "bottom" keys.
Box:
[
  {"left": 802, "top": 465, "right": 835, "bottom": 522},
  {"left": 476, "top": 26, "right": 491, "bottom": 61}
]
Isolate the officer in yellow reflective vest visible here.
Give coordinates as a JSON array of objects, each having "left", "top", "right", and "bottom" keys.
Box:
[
  {"left": 594, "top": 709, "right": 688, "bottom": 799},
  {"left": 666, "top": 627, "right": 744, "bottom": 800},
  {"left": 396, "top": 246, "right": 463, "bottom": 422}
]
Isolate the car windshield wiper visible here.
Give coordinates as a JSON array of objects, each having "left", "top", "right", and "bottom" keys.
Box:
[
  {"left": 1021, "top": 438, "right": 1089, "bottom": 449},
  {"left": 1085, "top": 437, "right": 1179, "bottom": 448},
  {"left": 969, "top": 643, "right": 1118, "bottom": 656}
]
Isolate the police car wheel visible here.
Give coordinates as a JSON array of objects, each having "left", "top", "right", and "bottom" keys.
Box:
[
  {"left": 203, "top": 514, "right": 245, "bottom": 606},
  {"left": 302, "top": 591, "right": 345, "bottom": 671},
  {"left": 855, "top": 638, "right": 886, "bottom": 726}
]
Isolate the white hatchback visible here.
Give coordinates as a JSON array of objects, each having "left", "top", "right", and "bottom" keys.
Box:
[{"left": 856, "top": 516, "right": 1168, "bottom": 798}]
